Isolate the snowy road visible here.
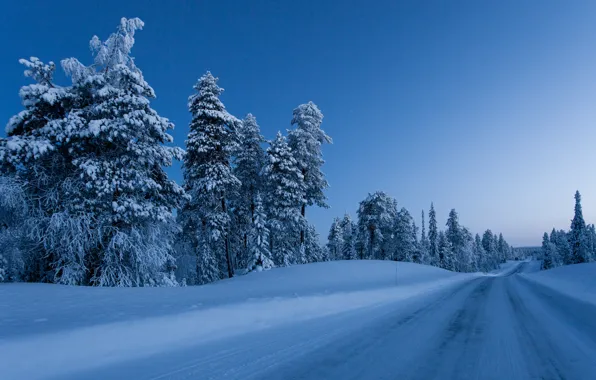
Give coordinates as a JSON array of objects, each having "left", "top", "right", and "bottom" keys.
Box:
[{"left": 58, "top": 261, "right": 596, "bottom": 380}]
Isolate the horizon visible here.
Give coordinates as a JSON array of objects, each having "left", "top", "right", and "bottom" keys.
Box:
[{"left": 2, "top": 1, "right": 595, "bottom": 246}]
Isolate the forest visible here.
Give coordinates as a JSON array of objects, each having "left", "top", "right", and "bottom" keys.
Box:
[{"left": 0, "top": 17, "right": 516, "bottom": 287}]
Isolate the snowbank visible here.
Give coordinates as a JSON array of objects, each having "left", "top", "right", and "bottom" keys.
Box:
[
  {"left": 0, "top": 260, "right": 478, "bottom": 380},
  {"left": 0, "top": 260, "right": 468, "bottom": 339},
  {"left": 521, "top": 263, "right": 596, "bottom": 306}
]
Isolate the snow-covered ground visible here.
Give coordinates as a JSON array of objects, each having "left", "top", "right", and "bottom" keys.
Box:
[
  {"left": 0, "top": 261, "right": 478, "bottom": 380},
  {"left": 521, "top": 262, "right": 596, "bottom": 306},
  {"left": 2, "top": 259, "right": 596, "bottom": 380}
]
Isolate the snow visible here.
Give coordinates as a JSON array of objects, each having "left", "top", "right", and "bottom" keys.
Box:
[
  {"left": 0, "top": 260, "right": 478, "bottom": 380},
  {"left": 521, "top": 262, "right": 596, "bottom": 306}
]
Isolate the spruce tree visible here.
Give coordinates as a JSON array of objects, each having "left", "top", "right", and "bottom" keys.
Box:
[
  {"left": 232, "top": 113, "right": 266, "bottom": 268},
  {"left": 181, "top": 71, "right": 240, "bottom": 281},
  {"left": 356, "top": 192, "right": 398, "bottom": 260},
  {"left": 569, "top": 190, "right": 588, "bottom": 264},
  {"left": 541, "top": 232, "right": 554, "bottom": 270},
  {"left": 262, "top": 132, "right": 305, "bottom": 266},
  {"left": 394, "top": 208, "right": 416, "bottom": 262},
  {"left": 4, "top": 18, "right": 186, "bottom": 286},
  {"left": 428, "top": 203, "right": 438, "bottom": 266},
  {"left": 288, "top": 102, "right": 331, "bottom": 245},
  {"left": 0, "top": 57, "right": 71, "bottom": 282},
  {"left": 340, "top": 214, "right": 357, "bottom": 260},
  {"left": 246, "top": 193, "right": 274, "bottom": 272},
  {"left": 327, "top": 217, "right": 343, "bottom": 260},
  {"left": 473, "top": 234, "right": 487, "bottom": 272}
]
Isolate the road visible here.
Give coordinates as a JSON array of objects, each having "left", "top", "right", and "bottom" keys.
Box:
[{"left": 62, "top": 261, "right": 596, "bottom": 380}]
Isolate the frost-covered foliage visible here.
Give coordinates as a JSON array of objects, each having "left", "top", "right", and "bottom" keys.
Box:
[
  {"left": 262, "top": 132, "right": 305, "bottom": 266},
  {"left": 428, "top": 203, "right": 438, "bottom": 266},
  {"left": 0, "top": 176, "right": 28, "bottom": 282},
  {"left": 231, "top": 114, "right": 266, "bottom": 269},
  {"left": 180, "top": 71, "right": 240, "bottom": 282},
  {"left": 288, "top": 102, "right": 331, "bottom": 244},
  {"left": 1, "top": 18, "right": 185, "bottom": 286},
  {"left": 356, "top": 191, "right": 398, "bottom": 260},
  {"left": 538, "top": 190, "right": 596, "bottom": 271},
  {"left": 305, "top": 224, "right": 327, "bottom": 263},
  {"left": 394, "top": 208, "right": 416, "bottom": 262},
  {"left": 541, "top": 233, "right": 556, "bottom": 270},
  {"left": 569, "top": 191, "right": 589, "bottom": 264},
  {"left": 327, "top": 217, "right": 343, "bottom": 260},
  {"left": 246, "top": 194, "right": 274, "bottom": 272},
  {"left": 330, "top": 196, "right": 509, "bottom": 273},
  {"left": 340, "top": 214, "right": 357, "bottom": 260}
]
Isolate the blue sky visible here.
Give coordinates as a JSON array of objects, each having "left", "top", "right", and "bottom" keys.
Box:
[{"left": 1, "top": 0, "right": 595, "bottom": 246}]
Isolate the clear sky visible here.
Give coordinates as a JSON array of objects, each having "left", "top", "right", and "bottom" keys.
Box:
[{"left": 1, "top": 0, "right": 595, "bottom": 247}]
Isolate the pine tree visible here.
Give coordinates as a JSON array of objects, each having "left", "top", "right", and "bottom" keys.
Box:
[
  {"left": 232, "top": 113, "right": 266, "bottom": 269},
  {"left": 394, "top": 208, "right": 416, "bottom": 262},
  {"left": 356, "top": 192, "right": 398, "bottom": 260},
  {"left": 60, "top": 18, "right": 187, "bottom": 286},
  {"left": 288, "top": 102, "right": 331, "bottom": 245},
  {"left": 438, "top": 231, "right": 453, "bottom": 270},
  {"left": 3, "top": 19, "right": 186, "bottom": 286},
  {"left": 327, "top": 217, "right": 343, "bottom": 260},
  {"left": 569, "top": 190, "right": 588, "bottom": 264},
  {"left": 428, "top": 203, "right": 438, "bottom": 266},
  {"left": 0, "top": 57, "right": 71, "bottom": 282},
  {"left": 340, "top": 214, "right": 357, "bottom": 260},
  {"left": 482, "top": 229, "right": 498, "bottom": 270},
  {"left": 419, "top": 210, "right": 430, "bottom": 263},
  {"left": 473, "top": 234, "right": 487, "bottom": 272},
  {"left": 262, "top": 132, "right": 305, "bottom": 266},
  {"left": 305, "top": 225, "right": 327, "bottom": 263},
  {"left": 246, "top": 193, "right": 274, "bottom": 272},
  {"left": 445, "top": 209, "right": 464, "bottom": 271},
  {"left": 541, "top": 232, "right": 555, "bottom": 270}
]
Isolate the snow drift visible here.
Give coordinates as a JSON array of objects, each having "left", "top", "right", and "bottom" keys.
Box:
[{"left": 521, "top": 262, "right": 596, "bottom": 306}]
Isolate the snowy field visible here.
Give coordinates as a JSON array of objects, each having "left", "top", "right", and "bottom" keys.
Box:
[
  {"left": 2, "top": 260, "right": 596, "bottom": 380},
  {"left": 0, "top": 261, "right": 478, "bottom": 380}
]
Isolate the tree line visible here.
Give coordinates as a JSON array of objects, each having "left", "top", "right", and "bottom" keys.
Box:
[
  {"left": 540, "top": 191, "right": 596, "bottom": 270},
  {"left": 0, "top": 17, "right": 517, "bottom": 286},
  {"left": 327, "top": 193, "right": 514, "bottom": 273}
]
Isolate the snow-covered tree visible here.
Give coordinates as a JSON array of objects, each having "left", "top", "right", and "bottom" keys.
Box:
[
  {"left": 181, "top": 71, "right": 240, "bottom": 281},
  {"left": 551, "top": 229, "right": 570, "bottom": 266},
  {"left": 2, "top": 18, "right": 185, "bottom": 286},
  {"left": 55, "top": 17, "right": 186, "bottom": 286},
  {"left": 305, "top": 224, "right": 327, "bottom": 263},
  {"left": 262, "top": 132, "right": 305, "bottom": 266},
  {"left": 288, "top": 102, "right": 331, "bottom": 245},
  {"left": 340, "top": 213, "right": 357, "bottom": 260},
  {"left": 231, "top": 113, "right": 266, "bottom": 268},
  {"left": 246, "top": 193, "right": 274, "bottom": 272},
  {"left": 419, "top": 210, "right": 429, "bottom": 263},
  {"left": 428, "top": 203, "right": 438, "bottom": 266},
  {"left": 0, "top": 176, "right": 28, "bottom": 282},
  {"left": 541, "top": 232, "right": 556, "bottom": 270},
  {"left": 497, "top": 233, "right": 509, "bottom": 263},
  {"left": 356, "top": 191, "right": 398, "bottom": 260},
  {"left": 327, "top": 217, "right": 343, "bottom": 260},
  {"left": 569, "top": 190, "right": 589, "bottom": 264},
  {"left": 394, "top": 208, "right": 416, "bottom": 262},
  {"left": 586, "top": 224, "right": 596, "bottom": 262},
  {"left": 473, "top": 234, "right": 488, "bottom": 272},
  {"left": 438, "top": 231, "right": 453, "bottom": 270},
  {"left": 0, "top": 57, "right": 71, "bottom": 282}
]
